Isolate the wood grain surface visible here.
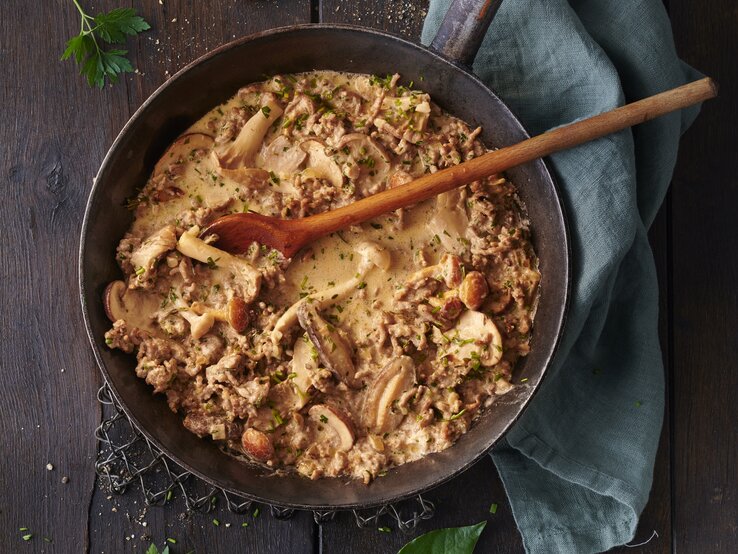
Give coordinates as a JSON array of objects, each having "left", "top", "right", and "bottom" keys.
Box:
[{"left": 0, "top": 0, "right": 734, "bottom": 552}]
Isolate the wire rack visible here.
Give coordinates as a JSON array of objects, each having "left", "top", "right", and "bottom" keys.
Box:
[{"left": 94, "top": 381, "right": 435, "bottom": 531}]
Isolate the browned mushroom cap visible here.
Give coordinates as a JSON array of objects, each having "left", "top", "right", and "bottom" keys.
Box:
[
  {"left": 190, "top": 297, "right": 249, "bottom": 334},
  {"left": 296, "top": 303, "right": 360, "bottom": 388},
  {"left": 308, "top": 404, "right": 355, "bottom": 452},
  {"left": 241, "top": 428, "right": 274, "bottom": 462},
  {"left": 300, "top": 139, "right": 344, "bottom": 188},
  {"left": 103, "top": 280, "right": 161, "bottom": 334},
  {"left": 363, "top": 356, "right": 417, "bottom": 434},
  {"left": 226, "top": 297, "right": 249, "bottom": 333},
  {"left": 153, "top": 133, "right": 214, "bottom": 178},
  {"left": 459, "top": 271, "right": 489, "bottom": 310}
]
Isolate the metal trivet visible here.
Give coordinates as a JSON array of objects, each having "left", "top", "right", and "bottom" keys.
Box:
[{"left": 94, "top": 381, "right": 435, "bottom": 531}]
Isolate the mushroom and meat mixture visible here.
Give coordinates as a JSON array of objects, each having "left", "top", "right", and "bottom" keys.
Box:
[{"left": 104, "top": 71, "right": 540, "bottom": 483}]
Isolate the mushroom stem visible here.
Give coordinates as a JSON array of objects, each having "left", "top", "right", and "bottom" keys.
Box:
[
  {"left": 177, "top": 227, "right": 262, "bottom": 303},
  {"left": 215, "top": 98, "right": 284, "bottom": 169}
]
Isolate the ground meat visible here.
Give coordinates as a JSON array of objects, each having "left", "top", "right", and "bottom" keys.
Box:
[{"left": 104, "top": 70, "right": 539, "bottom": 483}]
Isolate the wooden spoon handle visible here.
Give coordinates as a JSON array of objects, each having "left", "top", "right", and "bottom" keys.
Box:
[{"left": 298, "top": 77, "right": 716, "bottom": 237}]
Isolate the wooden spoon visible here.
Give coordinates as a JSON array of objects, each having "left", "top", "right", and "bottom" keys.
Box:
[{"left": 203, "top": 77, "right": 716, "bottom": 258}]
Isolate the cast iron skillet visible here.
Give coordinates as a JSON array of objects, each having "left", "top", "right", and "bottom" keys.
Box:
[{"left": 79, "top": 0, "right": 570, "bottom": 510}]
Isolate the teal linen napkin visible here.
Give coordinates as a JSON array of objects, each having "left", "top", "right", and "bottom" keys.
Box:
[{"left": 422, "top": 1, "right": 701, "bottom": 552}]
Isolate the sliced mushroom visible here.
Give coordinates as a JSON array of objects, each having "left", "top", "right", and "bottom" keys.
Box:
[
  {"left": 103, "top": 280, "right": 163, "bottom": 335},
  {"left": 214, "top": 98, "right": 284, "bottom": 169},
  {"left": 337, "top": 133, "right": 391, "bottom": 192},
  {"left": 406, "top": 253, "right": 462, "bottom": 289},
  {"left": 308, "top": 404, "right": 355, "bottom": 452},
  {"left": 363, "top": 356, "right": 416, "bottom": 434},
  {"left": 427, "top": 190, "right": 469, "bottom": 255},
  {"left": 271, "top": 241, "right": 389, "bottom": 342},
  {"left": 297, "top": 303, "right": 359, "bottom": 388},
  {"left": 129, "top": 225, "right": 177, "bottom": 286},
  {"left": 258, "top": 134, "right": 307, "bottom": 176},
  {"left": 176, "top": 227, "right": 262, "bottom": 303},
  {"left": 153, "top": 133, "right": 214, "bottom": 178},
  {"left": 216, "top": 167, "right": 270, "bottom": 189},
  {"left": 300, "top": 139, "right": 343, "bottom": 188},
  {"left": 289, "top": 336, "right": 317, "bottom": 408},
  {"left": 241, "top": 428, "right": 274, "bottom": 462},
  {"left": 447, "top": 310, "right": 503, "bottom": 367}
]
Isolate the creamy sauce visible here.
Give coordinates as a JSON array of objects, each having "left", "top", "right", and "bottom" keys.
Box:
[{"left": 105, "top": 70, "right": 540, "bottom": 483}]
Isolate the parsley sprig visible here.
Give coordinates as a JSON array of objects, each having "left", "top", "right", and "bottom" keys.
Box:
[{"left": 61, "top": 0, "right": 150, "bottom": 88}]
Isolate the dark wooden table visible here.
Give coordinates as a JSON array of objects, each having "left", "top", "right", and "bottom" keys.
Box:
[{"left": 1, "top": 1, "right": 735, "bottom": 552}]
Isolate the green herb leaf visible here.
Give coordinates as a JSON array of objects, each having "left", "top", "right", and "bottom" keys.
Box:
[
  {"left": 62, "top": 1, "right": 150, "bottom": 88},
  {"left": 94, "top": 8, "right": 150, "bottom": 43},
  {"left": 397, "top": 521, "right": 487, "bottom": 554},
  {"left": 146, "top": 544, "right": 159, "bottom": 554}
]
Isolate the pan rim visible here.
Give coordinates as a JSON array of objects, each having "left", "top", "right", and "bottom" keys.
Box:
[{"left": 79, "top": 23, "right": 571, "bottom": 511}]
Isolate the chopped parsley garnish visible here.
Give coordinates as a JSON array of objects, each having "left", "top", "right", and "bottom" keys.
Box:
[
  {"left": 206, "top": 256, "right": 219, "bottom": 269},
  {"left": 261, "top": 106, "right": 271, "bottom": 117}
]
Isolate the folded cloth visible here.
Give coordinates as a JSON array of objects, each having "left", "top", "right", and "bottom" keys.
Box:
[{"left": 422, "top": 1, "right": 701, "bottom": 552}]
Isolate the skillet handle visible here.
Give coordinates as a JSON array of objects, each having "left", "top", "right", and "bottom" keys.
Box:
[{"left": 429, "top": 0, "right": 503, "bottom": 67}]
